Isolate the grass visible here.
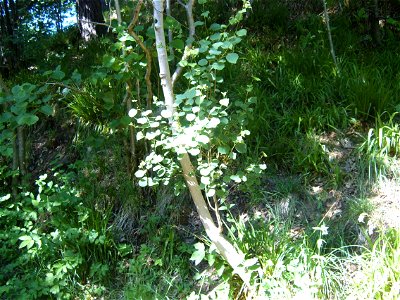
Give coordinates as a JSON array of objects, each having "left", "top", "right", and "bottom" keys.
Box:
[{"left": 3, "top": 3, "right": 400, "bottom": 299}]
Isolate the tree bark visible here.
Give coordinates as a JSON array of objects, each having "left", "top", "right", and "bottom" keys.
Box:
[
  {"left": 76, "top": 0, "right": 107, "bottom": 41},
  {"left": 152, "top": 0, "right": 252, "bottom": 287}
]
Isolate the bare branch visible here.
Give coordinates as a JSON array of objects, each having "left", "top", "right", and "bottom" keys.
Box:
[
  {"left": 166, "top": 0, "right": 175, "bottom": 65},
  {"left": 171, "top": 0, "right": 195, "bottom": 87},
  {"left": 128, "top": 0, "right": 153, "bottom": 109},
  {"left": 114, "top": 0, "right": 122, "bottom": 24},
  {"left": 77, "top": 19, "right": 112, "bottom": 28}
]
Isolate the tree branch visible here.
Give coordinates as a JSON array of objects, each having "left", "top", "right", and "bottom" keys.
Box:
[
  {"left": 128, "top": 0, "right": 153, "bottom": 109},
  {"left": 77, "top": 19, "right": 112, "bottom": 28},
  {"left": 171, "top": 0, "right": 195, "bottom": 87}
]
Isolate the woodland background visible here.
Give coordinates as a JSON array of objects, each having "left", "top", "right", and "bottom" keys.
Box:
[{"left": 1, "top": 0, "right": 400, "bottom": 299}]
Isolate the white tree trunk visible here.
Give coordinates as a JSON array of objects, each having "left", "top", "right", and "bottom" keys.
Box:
[{"left": 152, "top": 0, "right": 252, "bottom": 287}]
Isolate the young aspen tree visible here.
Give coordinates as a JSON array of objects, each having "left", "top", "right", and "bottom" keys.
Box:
[{"left": 151, "top": 0, "right": 254, "bottom": 288}]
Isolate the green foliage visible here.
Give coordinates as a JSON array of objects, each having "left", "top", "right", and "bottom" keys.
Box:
[
  {"left": 358, "top": 112, "right": 400, "bottom": 180},
  {"left": 348, "top": 228, "right": 400, "bottom": 299},
  {"left": 130, "top": 3, "right": 266, "bottom": 203},
  {"left": 191, "top": 212, "right": 345, "bottom": 299},
  {"left": 0, "top": 171, "right": 130, "bottom": 299},
  {"left": 0, "top": 82, "right": 53, "bottom": 159},
  {"left": 124, "top": 225, "right": 194, "bottom": 299}
]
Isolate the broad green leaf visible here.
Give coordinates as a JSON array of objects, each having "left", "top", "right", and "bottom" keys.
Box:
[
  {"left": 165, "top": 16, "right": 181, "bottom": 29},
  {"left": 210, "top": 23, "right": 221, "bottom": 31},
  {"left": 198, "top": 59, "right": 208, "bottom": 66},
  {"left": 40, "top": 105, "right": 53, "bottom": 116},
  {"left": 210, "top": 33, "right": 221, "bottom": 41},
  {"left": 16, "top": 113, "right": 39, "bottom": 126},
  {"left": 0, "top": 112, "right": 13, "bottom": 123},
  {"left": 198, "top": 0, "right": 207, "bottom": 4},
  {"left": 190, "top": 243, "right": 205, "bottom": 265},
  {"left": 221, "top": 41, "right": 233, "bottom": 49},
  {"left": 236, "top": 29, "right": 247, "bottom": 37},
  {"left": 201, "top": 11, "right": 210, "bottom": 18},
  {"left": 171, "top": 39, "right": 185, "bottom": 50},
  {"left": 211, "top": 62, "right": 225, "bottom": 71},
  {"left": 226, "top": 53, "right": 239, "bottom": 64},
  {"left": 217, "top": 146, "right": 229, "bottom": 155},
  {"left": 103, "top": 54, "right": 116, "bottom": 68},
  {"left": 51, "top": 66, "right": 65, "bottom": 80},
  {"left": 209, "top": 48, "right": 222, "bottom": 55},
  {"left": 19, "top": 235, "right": 34, "bottom": 249},
  {"left": 120, "top": 116, "right": 131, "bottom": 127},
  {"left": 119, "top": 34, "right": 135, "bottom": 42},
  {"left": 235, "top": 142, "right": 247, "bottom": 153},
  {"left": 71, "top": 70, "right": 81, "bottom": 83}
]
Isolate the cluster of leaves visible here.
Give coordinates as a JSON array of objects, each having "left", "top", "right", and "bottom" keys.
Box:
[
  {"left": 0, "top": 171, "right": 131, "bottom": 299},
  {"left": 131, "top": 8, "right": 265, "bottom": 199},
  {"left": 0, "top": 82, "right": 53, "bottom": 157}
]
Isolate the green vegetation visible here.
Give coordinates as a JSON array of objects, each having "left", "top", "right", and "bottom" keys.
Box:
[{"left": 1, "top": 0, "right": 400, "bottom": 299}]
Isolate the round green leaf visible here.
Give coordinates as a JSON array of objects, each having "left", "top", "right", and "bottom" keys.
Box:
[
  {"left": 198, "top": 59, "right": 208, "bottom": 66},
  {"left": 40, "top": 105, "right": 53, "bottom": 116},
  {"left": 226, "top": 53, "right": 239, "bottom": 64},
  {"left": 236, "top": 29, "right": 247, "bottom": 37},
  {"left": 171, "top": 39, "right": 185, "bottom": 50},
  {"left": 17, "top": 113, "right": 39, "bottom": 126},
  {"left": 235, "top": 142, "right": 247, "bottom": 153}
]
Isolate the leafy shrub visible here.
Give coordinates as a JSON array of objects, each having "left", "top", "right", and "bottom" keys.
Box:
[{"left": 0, "top": 171, "right": 131, "bottom": 299}]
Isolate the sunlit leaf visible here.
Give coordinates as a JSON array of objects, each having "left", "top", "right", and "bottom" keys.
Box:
[{"left": 226, "top": 53, "right": 239, "bottom": 64}]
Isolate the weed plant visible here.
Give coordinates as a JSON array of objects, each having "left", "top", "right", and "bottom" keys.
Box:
[{"left": 358, "top": 112, "right": 400, "bottom": 181}]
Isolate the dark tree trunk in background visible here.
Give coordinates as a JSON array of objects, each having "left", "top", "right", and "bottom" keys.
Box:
[
  {"left": 55, "top": 0, "right": 63, "bottom": 32},
  {"left": 76, "top": 0, "right": 107, "bottom": 41},
  {"left": 0, "top": 0, "right": 19, "bottom": 76},
  {"left": 370, "top": 0, "right": 381, "bottom": 45}
]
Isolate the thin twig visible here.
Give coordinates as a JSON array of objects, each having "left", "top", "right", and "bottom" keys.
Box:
[
  {"left": 78, "top": 19, "right": 112, "bottom": 28},
  {"left": 45, "top": 82, "right": 81, "bottom": 93},
  {"left": 322, "top": 0, "right": 340, "bottom": 75}
]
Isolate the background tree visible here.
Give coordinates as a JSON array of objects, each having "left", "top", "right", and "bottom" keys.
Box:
[{"left": 76, "top": 0, "right": 107, "bottom": 41}]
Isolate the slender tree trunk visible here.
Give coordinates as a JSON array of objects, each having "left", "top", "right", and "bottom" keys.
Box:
[
  {"left": 370, "top": 0, "right": 381, "bottom": 45},
  {"left": 322, "top": 0, "right": 339, "bottom": 74},
  {"left": 166, "top": 0, "right": 174, "bottom": 65},
  {"left": 12, "top": 134, "right": 19, "bottom": 197},
  {"left": 17, "top": 126, "right": 25, "bottom": 178},
  {"left": 76, "top": 0, "right": 107, "bottom": 41},
  {"left": 56, "top": 0, "right": 63, "bottom": 32},
  {"left": 152, "top": 0, "right": 252, "bottom": 287}
]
